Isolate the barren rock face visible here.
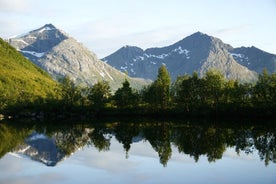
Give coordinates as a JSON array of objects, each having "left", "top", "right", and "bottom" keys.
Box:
[
  {"left": 102, "top": 32, "right": 276, "bottom": 83},
  {"left": 9, "top": 24, "right": 149, "bottom": 91}
]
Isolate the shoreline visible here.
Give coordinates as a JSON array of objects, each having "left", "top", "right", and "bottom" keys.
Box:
[{"left": 1, "top": 106, "right": 275, "bottom": 122}]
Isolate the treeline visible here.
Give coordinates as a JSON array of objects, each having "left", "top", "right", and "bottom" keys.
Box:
[{"left": 1, "top": 65, "right": 276, "bottom": 119}]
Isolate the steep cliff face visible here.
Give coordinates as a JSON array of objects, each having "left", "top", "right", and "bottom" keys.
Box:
[{"left": 9, "top": 24, "right": 149, "bottom": 91}]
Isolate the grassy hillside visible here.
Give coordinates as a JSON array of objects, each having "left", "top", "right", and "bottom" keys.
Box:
[{"left": 0, "top": 38, "right": 58, "bottom": 108}]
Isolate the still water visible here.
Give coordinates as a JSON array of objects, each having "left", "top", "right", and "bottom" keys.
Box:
[{"left": 0, "top": 119, "right": 275, "bottom": 184}]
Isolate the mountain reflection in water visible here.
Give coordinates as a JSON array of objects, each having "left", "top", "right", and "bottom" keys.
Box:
[{"left": 1, "top": 119, "right": 275, "bottom": 167}]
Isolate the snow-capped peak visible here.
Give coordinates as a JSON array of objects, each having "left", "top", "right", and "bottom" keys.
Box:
[{"left": 34, "top": 24, "right": 56, "bottom": 33}]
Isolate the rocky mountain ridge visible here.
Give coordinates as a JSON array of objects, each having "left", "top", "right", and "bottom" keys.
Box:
[
  {"left": 103, "top": 32, "right": 276, "bottom": 82},
  {"left": 8, "top": 24, "right": 149, "bottom": 91}
]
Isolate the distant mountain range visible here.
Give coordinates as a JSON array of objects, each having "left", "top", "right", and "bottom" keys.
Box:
[
  {"left": 8, "top": 24, "right": 149, "bottom": 91},
  {"left": 7, "top": 24, "right": 276, "bottom": 86},
  {"left": 103, "top": 32, "right": 276, "bottom": 82}
]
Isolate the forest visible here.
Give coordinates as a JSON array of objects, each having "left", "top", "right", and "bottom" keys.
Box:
[{"left": 1, "top": 64, "right": 276, "bottom": 120}]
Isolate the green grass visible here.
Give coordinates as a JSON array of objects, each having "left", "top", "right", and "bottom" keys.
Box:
[{"left": 0, "top": 38, "right": 58, "bottom": 107}]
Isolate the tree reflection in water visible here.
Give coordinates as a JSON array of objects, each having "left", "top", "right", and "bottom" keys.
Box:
[{"left": 0, "top": 119, "right": 275, "bottom": 167}]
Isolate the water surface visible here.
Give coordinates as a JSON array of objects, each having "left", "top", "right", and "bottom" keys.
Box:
[{"left": 0, "top": 119, "right": 275, "bottom": 184}]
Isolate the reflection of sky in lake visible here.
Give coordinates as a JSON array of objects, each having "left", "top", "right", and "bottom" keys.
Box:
[{"left": 0, "top": 137, "right": 275, "bottom": 184}]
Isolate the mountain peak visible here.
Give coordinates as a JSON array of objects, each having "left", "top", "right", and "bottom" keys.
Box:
[
  {"left": 30, "top": 23, "right": 60, "bottom": 35},
  {"left": 9, "top": 24, "right": 69, "bottom": 53},
  {"left": 175, "top": 31, "right": 211, "bottom": 45},
  {"left": 9, "top": 24, "right": 149, "bottom": 91},
  {"left": 103, "top": 32, "right": 261, "bottom": 82},
  {"left": 194, "top": 31, "right": 207, "bottom": 36},
  {"left": 36, "top": 23, "right": 57, "bottom": 32},
  {"left": 43, "top": 23, "right": 56, "bottom": 29},
  {"left": 189, "top": 31, "right": 209, "bottom": 38},
  {"left": 122, "top": 45, "right": 143, "bottom": 51}
]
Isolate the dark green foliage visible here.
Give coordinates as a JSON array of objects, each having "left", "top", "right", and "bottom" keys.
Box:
[
  {"left": 58, "top": 76, "right": 82, "bottom": 107},
  {"left": 1, "top": 37, "right": 275, "bottom": 119},
  {"left": 113, "top": 79, "right": 139, "bottom": 109},
  {"left": 172, "top": 69, "right": 276, "bottom": 117},
  {"left": 88, "top": 81, "right": 111, "bottom": 110},
  {"left": 252, "top": 69, "right": 276, "bottom": 107},
  {"left": 176, "top": 72, "right": 202, "bottom": 111},
  {"left": 143, "top": 65, "right": 171, "bottom": 109},
  {"left": 0, "top": 38, "right": 58, "bottom": 112},
  {"left": 0, "top": 123, "right": 33, "bottom": 158},
  {"left": 203, "top": 70, "right": 225, "bottom": 107}
]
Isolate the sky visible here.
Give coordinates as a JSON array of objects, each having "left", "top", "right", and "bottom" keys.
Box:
[{"left": 0, "top": 0, "right": 276, "bottom": 58}]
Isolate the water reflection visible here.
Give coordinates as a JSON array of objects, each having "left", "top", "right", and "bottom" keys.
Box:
[{"left": 0, "top": 119, "right": 275, "bottom": 167}]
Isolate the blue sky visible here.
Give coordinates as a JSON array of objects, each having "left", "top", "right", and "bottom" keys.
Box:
[{"left": 0, "top": 0, "right": 276, "bottom": 57}]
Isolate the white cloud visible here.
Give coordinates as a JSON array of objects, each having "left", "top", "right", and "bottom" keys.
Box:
[
  {"left": 0, "top": 0, "right": 31, "bottom": 13},
  {"left": 223, "top": 147, "right": 256, "bottom": 161},
  {"left": 213, "top": 25, "right": 252, "bottom": 36},
  {"left": 72, "top": 23, "right": 197, "bottom": 58}
]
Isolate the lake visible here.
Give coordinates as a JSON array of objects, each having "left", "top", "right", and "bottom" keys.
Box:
[{"left": 0, "top": 119, "right": 275, "bottom": 184}]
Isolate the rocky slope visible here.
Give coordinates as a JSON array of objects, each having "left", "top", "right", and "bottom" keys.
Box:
[
  {"left": 230, "top": 46, "right": 276, "bottom": 74},
  {"left": 8, "top": 24, "right": 149, "bottom": 91},
  {"left": 103, "top": 32, "right": 276, "bottom": 82}
]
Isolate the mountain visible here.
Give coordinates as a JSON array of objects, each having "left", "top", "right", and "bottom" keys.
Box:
[
  {"left": 103, "top": 32, "right": 275, "bottom": 82},
  {"left": 11, "top": 126, "right": 95, "bottom": 167},
  {"left": 229, "top": 46, "right": 276, "bottom": 74},
  {"left": 8, "top": 24, "right": 149, "bottom": 91},
  {"left": 14, "top": 132, "right": 66, "bottom": 166},
  {"left": 0, "top": 37, "right": 57, "bottom": 103}
]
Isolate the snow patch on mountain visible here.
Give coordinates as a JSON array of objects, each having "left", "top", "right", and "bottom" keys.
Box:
[
  {"left": 38, "top": 26, "right": 54, "bottom": 33},
  {"left": 121, "top": 66, "right": 128, "bottom": 70},
  {"left": 20, "top": 50, "right": 46, "bottom": 58},
  {"left": 14, "top": 39, "right": 29, "bottom": 46},
  {"left": 132, "top": 46, "right": 191, "bottom": 63},
  {"left": 173, "top": 46, "right": 190, "bottom": 56},
  {"left": 230, "top": 53, "right": 249, "bottom": 60},
  {"left": 28, "top": 133, "right": 48, "bottom": 141},
  {"left": 230, "top": 53, "right": 243, "bottom": 58},
  {"left": 230, "top": 52, "right": 250, "bottom": 65}
]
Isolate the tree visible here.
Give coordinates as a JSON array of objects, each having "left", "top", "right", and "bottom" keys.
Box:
[
  {"left": 203, "top": 70, "right": 225, "bottom": 108},
  {"left": 253, "top": 69, "right": 276, "bottom": 107},
  {"left": 176, "top": 72, "right": 202, "bottom": 111},
  {"left": 58, "top": 76, "right": 82, "bottom": 106},
  {"left": 145, "top": 65, "right": 171, "bottom": 109},
  {"left": 171, "top": 75, "right": 189, "bottom": 106},
  {"left": 224, "top": 81, "right": 252, "bottom": 107},
  {"left": 113, "top": 79, "right": 138, "bottom": 109},
  {"left": 88, "top": 81, "right": 111, "bottom": 111}
]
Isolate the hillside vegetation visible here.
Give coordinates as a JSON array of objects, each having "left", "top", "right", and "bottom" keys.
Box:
[
  {"left": 1, "top": 37, "right": 275, "bottom": 120},
  {"left": 0, "top": 38, "right": 58, "bottom": 109}
]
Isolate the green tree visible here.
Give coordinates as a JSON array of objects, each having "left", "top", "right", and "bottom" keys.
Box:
[
  {"left": 171, "top": 75, "right": 189, "bottom": 107},
  {"left": 226, "top": 81, "right": 252, "bottom": 107},
  {"left": 253, "top": 69, "right": 276, "bottom": 108},
  {"left": 88, "top": 81, "right": 111, "bottom": 111},
  {"left": 113, "top": 79, "right": 138, "bottom": 109},
  {"left": 176, "top": 72, "right": 202, "bottom": 111},
  {"left": 203, "top": 70, "right": 225, "bottom": 108},
  {"left": 145, "top": 65, "right": 171, "bottom": 109},
  {"left": 59, "top": 76, "right": 82, "bottom": 106}
]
